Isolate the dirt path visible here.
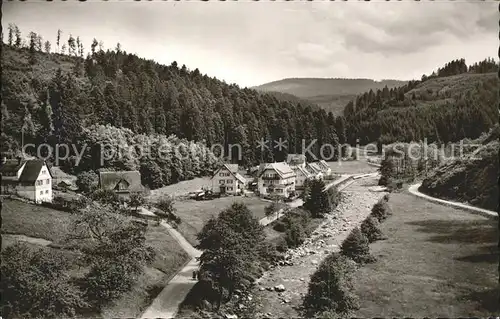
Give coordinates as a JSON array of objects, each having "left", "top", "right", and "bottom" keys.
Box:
[
  {"left": 408, "top": 182, "right": 497, "bottom": 220},
  {"left": 253, "top": 175, "right": 387, "bottom": 318},
  {"left": 2, "top": 234, "right": 52, "bottom": 247}
]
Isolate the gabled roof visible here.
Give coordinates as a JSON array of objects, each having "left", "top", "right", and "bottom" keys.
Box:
[
  {"left": 212, "top": 163, "right": 240, "bottom": 179},
  {"left": 98, "top": 171, "right": 143, "bottom": 193},
  {"left": 259, "top": 162, "right": 296, "bottom": 179},
  {"left": 0, "top": 159, "right": 25, "bottom": 174},
  {"left": 286, "top": 154, "right": 306, "bottom": 166},
  {"left": 317, "top": 160, "right": 330, "bottom": 171},
  {"left": 234, "top": 173, "right": 247, "bottom": 184},
  {"left": 306, "top": 163, "right": 322, "bottom": 175},
  {"left": 19, "top": 160, "right": 51, "bottom": 183},
  {"left": 293, "top": 165, "right": 313, "bottom": 178}
]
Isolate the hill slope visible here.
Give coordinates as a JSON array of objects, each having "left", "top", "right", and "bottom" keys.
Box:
[
  {"left": 340, "top": 58, "right": 498, "bottom": 146},
  {"left": 419, "top": 125, "right": 499, "bottom": 211},
  {"left": 254, "top": 78, "right": 407, "bottom": 115}
]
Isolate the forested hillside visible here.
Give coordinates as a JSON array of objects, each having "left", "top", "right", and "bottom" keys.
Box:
[
  {"left": 1, "top": 26, "right": 342, "bottom": 186},
  {"left": 341, "top": 58, "right": 498, "bottom": 145},
  {"left": 419, "top": 125, "right": 499, "bottom": 211},
  {"left": 254, "top": 78, "right": 406, "bottom": 115}
]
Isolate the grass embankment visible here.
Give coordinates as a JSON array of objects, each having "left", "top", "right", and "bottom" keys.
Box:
[
  {"left": 174, "top": 196, "right": 269, "bottom": 246},
  {"left": 1, "top": 198, "right": 190, "bottom": 318},
  {"left": 352, "top": 192, "right": 499, "bottom": 317}
]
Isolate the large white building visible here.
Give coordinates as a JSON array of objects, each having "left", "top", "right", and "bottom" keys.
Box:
[
  {"left": 211, "top": 164, "right": 247, "bottom": 195},
  {"left": 0, "top": 158, "right": 53, "bottom": 203},
  {"left": 258, "top": 162, "right": 296, "bottom": 198}
]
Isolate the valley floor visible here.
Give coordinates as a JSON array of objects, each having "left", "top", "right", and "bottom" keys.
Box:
[
  {"left": 353, "top": 191, "right": 499, "bottom": 317},
  {"left": 252, "top": 175, "right": 386, "bottom": 318}
]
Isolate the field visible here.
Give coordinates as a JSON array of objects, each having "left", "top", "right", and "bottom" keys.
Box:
[
  {"left": 328, "top": 159, "right": 379, "bottom": 175},
  {"left": 353, "top": 192, "right": 499, "bottom": 317},
  {"left": 174, "top": 196, "right": 270, "bottom": 246},
  {"left": 1, "top": 198, "right": 190, "bottom": 318},
  {"left": 148, "top": 177, "right": 211, "bottom": 202}
]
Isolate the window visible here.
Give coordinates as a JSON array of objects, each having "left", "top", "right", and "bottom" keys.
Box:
[
  {"left": 42, "top": 170, "right": 46, "bottom": 174},
  {"left": 219, "top": 180, "right": 225, "bottom": 184},
  {"left": 277, "top": 189, "right": 283, "bottom": 193},
  {"left": 228, "top": 187, "right": 233, "bottom": 191},
  {"left": 40, "top": 190, "right": 43, "bottom": 195},
  {"left": 45, "top": 190, "right": 49, "bottom": 194},
  {"left": 227, "top": 179, "right": 233, "bottom": 184},
  {"left": 46, "top": 179, "right": 50, "bottom": 184},
  {"left": 219, "top": 173, "right": 224, "bottom": 177}
]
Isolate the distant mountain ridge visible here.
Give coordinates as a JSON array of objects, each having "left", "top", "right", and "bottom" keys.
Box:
[{"left": 253, "top": 78, "right": 407, "bottom": 115}]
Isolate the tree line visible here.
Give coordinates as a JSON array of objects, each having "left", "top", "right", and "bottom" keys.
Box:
[
  {"left": 2, "top": 24, "right": 342, "bottom": 174},
  {"left": 341, "top": 58, "right": 498, "bottom": 146}
]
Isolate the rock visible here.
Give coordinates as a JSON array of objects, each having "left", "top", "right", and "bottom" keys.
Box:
[
  {"left": 266, "top": 287, "right": 273, "bottom": 291},
  {"left": 299, "top": 277, "right": 305, "bottom": 281},
  {"left": 274, "top": 284, "right": 286, "bottom": 292},
  {"left": 248, "top": 295, "right": 253, "bottom": 301},
  {"left": 311, "top": 260, "right": 318, "bottom": 265},
  {"left": 225, "top": 314, "right": 238, "bottom": 319},
  {"left": 259, "top": 287, "right": 266, "bottom": 291}
]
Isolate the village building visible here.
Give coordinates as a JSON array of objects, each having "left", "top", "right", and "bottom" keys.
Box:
[
  {"left": 317, "top": 160, "right": 332, "bottom": 176},
  {"left": 306, "top": 162, "right": 324, "bottom": 179},
  {"left": 258, "top": 162, "right": 296, "bottom": 198},
  {"left": 211, "top": 164, "right": 247, "bottom": 195},
  {"left": 292, "top": 164, "right": 314, "bottom": 189},
  {"left": 0, "top": 158, "right": 53, "bottom": 203},
  {"left": 286, "top": 153, "right": 307, "bottom": 168},
  {"left": 98, "top": 170, "right": 144, "bottom": 200}
]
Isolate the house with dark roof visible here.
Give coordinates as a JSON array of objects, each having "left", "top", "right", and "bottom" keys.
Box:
[
  {"left": 211, "top": 164, "right": 247, "bottom": 195},
  {"left": 98, "top": 170, "right": 144, "bottom": 200},
  {"left": 258, "top": 162, "right": 296, "bottom": 198},
  {"left": 0, "top": 158, "right": 53, "bottom": 203}
]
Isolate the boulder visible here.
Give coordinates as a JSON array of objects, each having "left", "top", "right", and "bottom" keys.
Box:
[{"left": 274, "top": 284, "right": 286, "bottom": 292}]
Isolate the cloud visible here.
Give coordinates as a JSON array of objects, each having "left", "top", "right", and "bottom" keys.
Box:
[{"left": 2, "top": 1, "right": 497, "bottom": 87}]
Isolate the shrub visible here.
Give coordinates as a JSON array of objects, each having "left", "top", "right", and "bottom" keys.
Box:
[
  {"left": 382, "top": 194, "right": 390, "bottom": 202},
  {"left": 90, "top": 188, "right": 120, "bottom": 206},
  {"left": 275, "top": 237, "right": 289, "bottom": 253},
  {"left": 76, "top": 171, "right": 98, "bottom": 193},
  {"left": 360, "top": 216, "right": 383, "bottom": 243},
  {"left": 370, "top": 200, "right": 392, "bottom": 222},
  {"left": 1, "top": 244, "right": 88, "bottom": 318},
  {"left": 84, "top": 262, "right": 136, "bottom": 308},
  {"left": 155, "top": 196, "right": 181, "bottom": 224},
  {"left": 340, "top": 227, "right": 374, "bottom": 264},
  {"left": 285, "top": 221, "right": 306, "bottom": 248},
  {"left": 272, "top": 220, "right": 287, "bottom": 232},
  {"left": 303, "top": 252, "right": 359, "bottom": 316}
]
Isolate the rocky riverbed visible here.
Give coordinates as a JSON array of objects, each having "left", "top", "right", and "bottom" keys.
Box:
[{"left": 251, "top": 175, "right": 387, "bottom": 318}]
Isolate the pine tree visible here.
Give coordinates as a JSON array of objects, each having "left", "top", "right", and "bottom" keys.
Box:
[
  {"left": 44, "top": 41, "right": 51, "bottom": 54},
  {"left": 56, "top": 29, "right": 62, "bottom": 53}
]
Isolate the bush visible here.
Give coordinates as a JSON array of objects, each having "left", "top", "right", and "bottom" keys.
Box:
[
  {"left": 370, "top": 200, "right": 392, "bottom": 222},
  {"left": 1, "top": 244, "right": 88, "bottom": 318},
  {"left": 285, "top": 221, "right": 306, "bottom": 248},
  {"left": 155, "top": 196, "right": 181, "bottom": 224},
  {"left": 360, "top": 216, "right": 383, "bottom": 243},
  {"left": 90, "top": 188, "right": 120, "bottom": 206},
  {"left": 275, "top": 236, "right": 289, "bottom": 253},
  {"left": 76, "top": 171, "right": 98, "bottom": 193},
  {"left": 272, "top": 220, "right": 287, "bottom": 232},
  {"left": 84, "top": 262, "right": 136, "bottom": 308},
  {"left": 382, "top": 194, "right": 390, "bottom": 202},
  {"left": 340, "top": 227, "right": 374, "bottom": 264},
  {"left": 303, "top": 252, "right": 359, "bottom": 316}
]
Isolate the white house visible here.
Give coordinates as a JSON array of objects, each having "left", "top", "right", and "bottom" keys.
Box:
[
  {"left": 0, "top": 158, "right": 53, "bottom": 203},
  {"left": 258, "top": 162, "right": 296, "bottom": 198},
  {"left": 211, "top": 164, "right": 247, "bottom": 195}
]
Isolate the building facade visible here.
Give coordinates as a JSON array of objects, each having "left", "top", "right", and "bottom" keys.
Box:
[
  {"left": 1, "top": 158, "right": 53, "bottom": 203},
  {"left": 258, "top": 162, "right": 296, "bottom": 198},
  {"left": 211, "top": 164, "right": 247, "bottom": 195}
]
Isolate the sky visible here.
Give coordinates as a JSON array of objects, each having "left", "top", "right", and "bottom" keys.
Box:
[{"left": 3, "top": 0, "right": 497, "bottom": 87}]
